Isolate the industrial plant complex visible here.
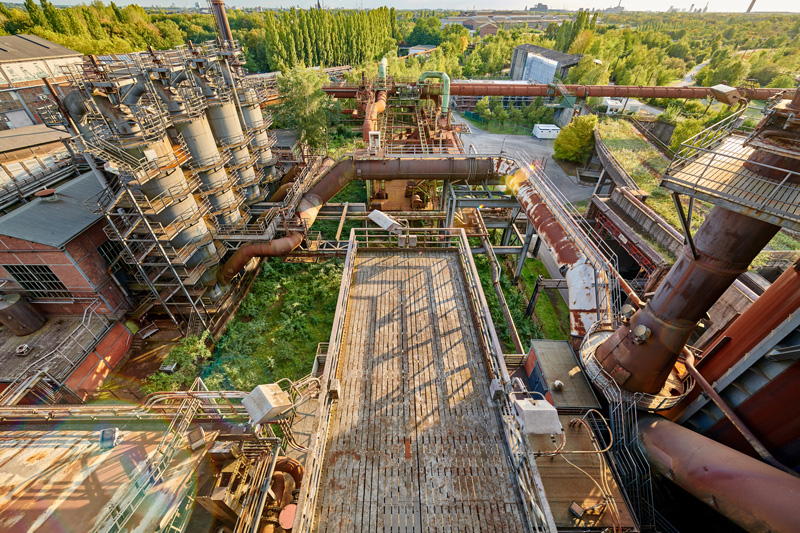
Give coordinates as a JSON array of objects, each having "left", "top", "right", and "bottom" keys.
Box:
[{"left": 0, "top": 2, "right": 798, "bottom": 533}]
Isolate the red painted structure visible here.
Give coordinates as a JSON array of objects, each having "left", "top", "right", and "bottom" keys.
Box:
[
  {"left": 63, "top": 321, "right": 132, "bottom": 401},
  {"left": 667, "top": 260, "right": 800, "bottom": 469}
]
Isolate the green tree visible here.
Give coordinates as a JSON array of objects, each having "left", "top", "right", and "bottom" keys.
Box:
[
  {"left": 24, "top": 0, "right": 48, "bottom": 28},
  {"left": 276, "top": 66, "right": 335, "bottom": 151},
  {"left": 554, "top": 115, "right": 597, "bottom": 163}
]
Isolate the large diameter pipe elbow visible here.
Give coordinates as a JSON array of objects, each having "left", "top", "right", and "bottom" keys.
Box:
[
  {"left": 596, "top": 206, "right": 780, "bottom": 394},
  {"left": 219, "top": 232, "right": 303, "bottom": 284},
  {"left": 639, "top": 415, "right": 800, "bottom": 533}
]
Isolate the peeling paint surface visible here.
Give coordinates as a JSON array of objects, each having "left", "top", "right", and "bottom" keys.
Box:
[{"left": 0, "top": 426, "right": 207, "bottom": 532}]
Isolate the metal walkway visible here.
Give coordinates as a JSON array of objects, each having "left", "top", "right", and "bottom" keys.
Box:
[{"left": 315, "top": 248, "right": 527, "bottom": 532}]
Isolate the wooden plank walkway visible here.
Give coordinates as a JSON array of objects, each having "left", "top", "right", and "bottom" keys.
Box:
[{"left": 315, "top": 250, "right": 528, "bottom": 532}]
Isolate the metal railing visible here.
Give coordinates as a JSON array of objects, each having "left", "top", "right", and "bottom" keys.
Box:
[
  {"left": 4, "top": 300, "right": 113, "bottom": 389},
  {"left": 515, "top": 151, "right": 620, "bottom": 325}
]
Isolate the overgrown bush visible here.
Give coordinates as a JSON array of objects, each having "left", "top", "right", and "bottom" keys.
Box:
[
  {"left": 141, "top": 332, "right": 211, "bottom": 394},
  {"left": 203, "top": 259, "right": 344, "bottom": 391},
  {"left": 554, "top": 115, "right": 597, "bottom": 163}
]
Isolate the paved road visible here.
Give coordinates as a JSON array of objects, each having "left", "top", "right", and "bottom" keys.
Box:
[
  {"left": 454, "top": 114, "right": 593, "bottom": 203},
  {"left": 675, "top": 60, "right": 710, "bottom": 87}
]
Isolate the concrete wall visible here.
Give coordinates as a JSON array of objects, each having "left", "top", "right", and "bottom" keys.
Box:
[
  {"left": 0, "top": 220, "right": 129, "bottom": 316},
  {"left": 637, "top": 119, "right": 676, "bottom": 148}
]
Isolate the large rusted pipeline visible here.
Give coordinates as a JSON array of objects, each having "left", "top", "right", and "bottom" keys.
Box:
[
  {"left": 218, "top": 156, "right": 500, "bottom": 283},
  {"left": 594, "top": 206, "right": 780, "bottom": 394},
  {"left": 209, "top": 0, "right": 234, "bottom": 43},
  {"left": 505, "top": 169, "right": 597, "bottom": 340},
  {"left": 362, "top": 90, "right": 387, "bottom": 141},
  {"left": 638, "top": 415, "right": 800, "bottom": 533},
  {"left": 669, "top": 259, "right": 800, "bottom": 422},
  {"left": 323, "top": 83, "right": 792, "bottom": 101}
]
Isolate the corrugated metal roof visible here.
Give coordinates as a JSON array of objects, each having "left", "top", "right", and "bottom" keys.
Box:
[
  {"left": 515, "top": 44, "right": 582, "bottom": 67},
  {"left": 0, "top": 124, "right": 70, "bottom": 152},
  {"left": 0, "top": 171, "right": 104, "bottom": 248},
  {"left": 0, "top": 34, "right": 81, "bottom": 64}
]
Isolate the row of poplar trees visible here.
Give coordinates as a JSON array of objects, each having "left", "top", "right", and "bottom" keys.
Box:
[{"left": 241, "top": 8, "right": 398, "bottom": 73}]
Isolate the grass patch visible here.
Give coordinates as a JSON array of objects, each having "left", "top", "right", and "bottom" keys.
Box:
[
  {"left": 596, "top": 118, "right": 800, "bottom": 269},
  {"left": 596, "top": 118, "right": 709, "bottom": 230},
  {"left": 203, "top": 259, "right": 344, "bottom": 390},
  {"left": 516, "top": 258, "right": 571, "bottom": 341},
  {"left": 472, "top": 254, "right": 543, "bottom": 353}
]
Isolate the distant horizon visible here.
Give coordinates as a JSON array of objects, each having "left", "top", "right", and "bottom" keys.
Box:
[{"left": 32, "top": 1, "right": 800, "bottom": 15}]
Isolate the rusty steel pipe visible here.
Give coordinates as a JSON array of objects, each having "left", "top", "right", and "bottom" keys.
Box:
[
  {"left": 219, "top": 157, "right": 501, "bottom": 284},
  {"left": 209, "top": 0, "right": 234, "bottom": 43},
  {"left": 362, "top": 90, "right": 387, "bottom": 141},
  {"left": 638, "top": 414, "right": 800, "bottom": 533},
  {"left": 595, "top": 206, "right": 780, "bottom": 394},
  {"left": 269, "top": 182, "right": 294, "bottom": 202},
  {"left": 504, "top": 169, "right": 599, "bottom": 341},
  {"left": 680, "top": 347, "right": 797, "bottom": 476},
  {"left": 323, "top": 83, "right": 792, "bottom": 102},
  {"left": 668, "top": 259, "right": 800, "bottom": 420}
]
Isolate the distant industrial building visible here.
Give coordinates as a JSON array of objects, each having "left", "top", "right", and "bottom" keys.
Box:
[
  {"left": 440, "top": 12, "right": 570, "bottom": 33},
  {"left": 510, "top": 44, "right": 582, "bottom": 84},
  {"left": 0, "top": 35, "right": 82, "bottom": 130}
]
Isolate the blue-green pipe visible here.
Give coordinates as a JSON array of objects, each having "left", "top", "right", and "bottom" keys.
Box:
[{"left": 419, "top": 71, "right": 450, "bottom": 114}]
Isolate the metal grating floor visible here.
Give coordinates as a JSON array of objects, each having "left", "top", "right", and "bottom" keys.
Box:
[
  {"left": 661, "top": 134, "right": 800, "bottom": 231},
  {"left": 314, "top": 250, "right": 527, "bottom": 532}
]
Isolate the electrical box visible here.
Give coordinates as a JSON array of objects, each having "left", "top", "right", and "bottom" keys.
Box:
[
  {"left": 328, "top": 378, "right": 341, "bottom": 400},
  {"left": 99, "top": 427, "right": 121, "bottom": 448},
  {"left": 368, "top": 130, "right": 381, "bottom": 152},
  {"left": 710, "top": 84, "right": 743, "bottom": 106},
  {"left": 242, "top": 384, "right": 292, "bottom": 425},
  {"left": 187, "top": 427, "right": 206, "bottom": 451},
  {"left": 367, "top": 210, "right": 403, "bottom": 234},
  {"left": 489, "top": 378, "right": 504, "bottom": 401},
  {"left": 513, "top": 397, "right": 562, "bottom": 435}
]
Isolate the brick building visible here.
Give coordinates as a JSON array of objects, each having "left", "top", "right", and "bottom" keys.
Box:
[
  {"left": 0, "top": 171, "right": 130, "bottom": 316},
  {"left": 0, "top": 34, "right": 82, "bottom": 130}
]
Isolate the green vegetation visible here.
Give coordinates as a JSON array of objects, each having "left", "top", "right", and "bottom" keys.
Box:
[
  {"left": 274, "top": 66, "right": 338, "bottom": 151},
  {"left": 142, "top": 332, "right": 211, "bottom": 394},
  {"left": 470, "top": 96, "right": 555, "bottom": 131},
  {"left": 596, "top": 117, "right": 800, "bottom": 264},
  {"left": 554, "top": 115, "right": 597, "bottom": 163},
  {"left": 203, "top": 259, "right": 344, "bottom": 391},
  {"left": 2, "top": 4, "right": 796, "bottom": 92},
  {"left": 516, "top": 259, "right": 571, "bottom": 342},
  {"left": 472, "top": 253, "right": 542, "bottom": 353},
  {"left": 595, "top": 118, "right": 705, "bottom": 233}
]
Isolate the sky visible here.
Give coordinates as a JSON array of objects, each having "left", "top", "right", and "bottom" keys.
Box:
[{"left": 60, "top": 0, "right": 800, "bottom": 13}]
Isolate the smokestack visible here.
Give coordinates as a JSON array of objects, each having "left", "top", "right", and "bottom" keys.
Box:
[{"left": 209, "top": 0, "right": 234, "bottom": 44}]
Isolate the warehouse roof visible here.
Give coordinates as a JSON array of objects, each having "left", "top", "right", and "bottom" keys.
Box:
[
  {"left": 0, "top": 124, "right": 70, "bottom": 153},
  {"left": 514, "top": 44, "right": 582, "bottom": 67},
  {"left": 0, "top": 34, "right": 81, "bottom": 64},
  {"left": 0, "top": 171, "right": 104, "bottom": 248}
]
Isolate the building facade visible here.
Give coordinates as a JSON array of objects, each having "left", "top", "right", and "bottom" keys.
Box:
[
  {"left": 510, "top": 44, "right": 582, "bottom": 84},
  {"left": 0, "top": 35, "right": 82, "bottom": 130}
]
